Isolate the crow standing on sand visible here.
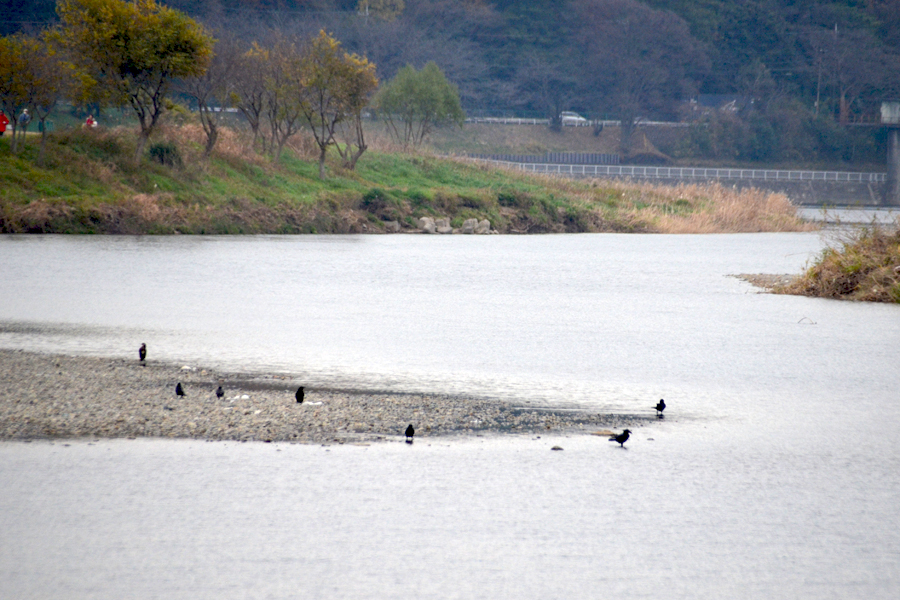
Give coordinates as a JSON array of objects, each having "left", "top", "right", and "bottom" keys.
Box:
[
  {"left": 655, "top": 399, "right": 666, "bottom": 418},
  {"left": 405, "top": 424, "right": 415, "bottom": 444},
  {"left": 138, "top": 343, "right": 146, "bottom": 364},
  {"left": 609, "top": 429, "right": 631, "bottom": 447},
  {"left": 216, "top": 385, "right": 224, "bottom": 399},
  {"left": 295, "top": 386, "right": 304, "bottom": 404},
  {"left": 175, "top": 382, "right": 185, "bottom": 397}
]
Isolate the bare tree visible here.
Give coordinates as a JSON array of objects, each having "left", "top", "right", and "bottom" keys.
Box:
[
  {"left": 263, "top": 35, "right": 307, "bottom": 161},
  {"left": 298, "top": 30, "right": 378, "bottom": 177},
  {"left": 567, "top": 0, "right": 707, "bottom": 152},
  {"left": 179, "top": 32, "right": 242, "bottom": 157},
  {"left": 512, "top": 51, "right": 578, "bottom": 129},
  {"left": 805, "top": 24, "right": 894, "bottom": 124},
  {"left": 232, "top": 42, "right": 271, "bottom": 151}
]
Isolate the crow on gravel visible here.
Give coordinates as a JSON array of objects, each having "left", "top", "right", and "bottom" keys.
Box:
[
  {"left": 175, "top": 382, "right": 185, "bottom": 397},
  {"left": 296, "top": 386, "right": 304, "bottom": 404},
  {"left": 655, "top": 399, "right": 666, "bottom": 418},
  {"left": 138, "top": 343, "right": 146, "bottom": 364},
  {"left": 216, "top": 386, "right": 224, "bottom": 399},
  {"left": 609, "top": 429, "right": 631, "bottom": 447},
  {"left": 405, "top": 424, "right": 415, "bottom": 444}
]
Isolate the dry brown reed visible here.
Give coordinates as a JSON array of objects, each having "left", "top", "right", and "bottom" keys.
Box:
[
  {"left": 162, "top": 123, "right": 269, "bottom": 167},
  {"left": 779, "top": 223, "right": 900, "bottom": 302},
  {"left": 284, "top": 133, "right": 319, "bottom": 161},
  {"left": 591, "top": 179, "right": 815, "bottom": 233},
  {"left": 477, "top": 163, "right": 815, "bottom": 233}
]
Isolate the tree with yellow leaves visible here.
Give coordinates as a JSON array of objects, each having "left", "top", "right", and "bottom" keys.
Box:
[
  {"left": 55, "top": 0, "right": 214, "bottom": 162},
  {"left": 0, "top": 34, "right": 31, "bottom": 154},
  {"left": 299, "top": 30, "right": 378, "bottom": 178},
  {"left": 263, "top": 35, "right": 307, "bottom": 161},
  {"left": 232, "top": 42, "right": 270, "bottom": 151},
  {"left": 334, "top": 51, "right": 379, "bottom": 171},
  {"left": 0, "top": 32, "right": 73, "bottom": 160}
]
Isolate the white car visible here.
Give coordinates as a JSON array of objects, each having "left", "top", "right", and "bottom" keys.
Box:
[{"left": 560, "top": 111, "right": 588, "bottom": 125}]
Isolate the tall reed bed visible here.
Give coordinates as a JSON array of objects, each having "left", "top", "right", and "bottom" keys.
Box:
[
  {"left": 780, "top": 224, "right": 900, "bottom": 302},
  {"left": 521, "top": 171, "right": 816, "bottom": 233},
  {"left": 604, "top": 180, "right": 816, "bottom": 233}
]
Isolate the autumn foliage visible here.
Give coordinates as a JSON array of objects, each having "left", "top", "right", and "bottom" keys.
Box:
[
  {"left": 1, "top": 1, "right": 384, "bottom": 177},
  {"left": 55, "top": 0, "right": 214, "bottom": 162}
]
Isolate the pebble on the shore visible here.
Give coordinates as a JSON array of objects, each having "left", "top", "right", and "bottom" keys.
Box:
[{"left": 0, "top": 349, "right": 639, "bottom": 445}]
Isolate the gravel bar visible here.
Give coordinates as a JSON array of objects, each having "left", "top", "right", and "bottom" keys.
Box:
[{"left": 0, "top": 349, "right": 641, "bottom": 444}]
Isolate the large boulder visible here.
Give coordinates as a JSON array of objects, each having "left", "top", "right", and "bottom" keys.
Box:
[
  {"left": 461, "top": 218, "right": 478, "bottom": 234},
  {"left": 418, "top": 216, "right": 436, "bottom": 233},
  {"left": 436, "top": 218, "right": 453, "bottom": 234},
  {"left": 475, "top": 219, "right": 492, "bottom": 234}
]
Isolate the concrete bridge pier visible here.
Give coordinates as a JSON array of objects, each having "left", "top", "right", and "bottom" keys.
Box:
[
  {"left": 886, "top": 127, "right": 900, "bottom": 207},
  {"left": 882, "top": 102, "right": 900, "bottom": 206}
]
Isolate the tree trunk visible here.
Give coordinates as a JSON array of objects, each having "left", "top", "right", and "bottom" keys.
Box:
[
  {"left": 198, "top": 107, "right": 219, "bottom": 158},
  {"left": 318, "top": 146, "right": 327, "bottom": 179},
  {"left": 619, "top": 119, "right": 637, "bottom": 155},
  {"left": 839, "top": 90, "right": 850, "bottom": 125},
  {"left": 135, "top": 130, "right": 150, "bottom": 164},
  {"left": 204, "top": 127, "right": 218, "bottom": 157},
  {"left": 38, "top": 122, "right": 48, "bottom": 167},
  {"left": 346, "top": 144, "right": 366, "bottom": 170},
  {"left": 8, "top": 123, "right": 18, "bottom": 154}
]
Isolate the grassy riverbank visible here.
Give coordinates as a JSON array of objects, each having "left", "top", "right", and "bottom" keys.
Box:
[
  {"left": 0, "top": 125, "right": 813, "bottom": 234},
  {"left": 777, "top": 224, "right": 900, "bottom": 303}
]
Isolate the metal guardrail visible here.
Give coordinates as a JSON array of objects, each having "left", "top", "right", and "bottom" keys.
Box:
[
  {"left": 478, "top": 160, "right": 887, "bottom": 183},
  {"left": 464, "top": 117, "right": 690, "bottom": 128},
  {"left": 468, "top": 152, "right": 620, "bottom": 165},
  {"left": 465, "top": 117, "right": 552, "bottom": 125}
]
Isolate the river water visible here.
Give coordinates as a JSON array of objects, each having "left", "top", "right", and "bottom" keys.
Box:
[{"left": 1, "top": 233, "right": 898, "bottom": 599}]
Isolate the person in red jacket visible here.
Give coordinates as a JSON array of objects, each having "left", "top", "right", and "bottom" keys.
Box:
[{"left": 0, "top": 111, "right": 9, "bottom": 136}]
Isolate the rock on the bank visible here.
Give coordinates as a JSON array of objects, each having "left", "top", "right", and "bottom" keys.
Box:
[{"left": 418, "top": 217, "right": 436, "bottom": 233}]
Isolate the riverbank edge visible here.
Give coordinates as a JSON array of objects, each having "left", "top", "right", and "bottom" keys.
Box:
[{"left": 0, "top": 349, "right": 644, "bottom": 445}]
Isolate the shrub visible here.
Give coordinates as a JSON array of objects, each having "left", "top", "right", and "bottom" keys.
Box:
[
  {"left": 361, "top": 187, "right": 391, "bottom": 212},
  {"left": 148, "top": 142, "right": 182, "bottom": 167}
]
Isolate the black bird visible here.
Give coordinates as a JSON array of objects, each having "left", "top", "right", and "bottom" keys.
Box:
[
  {"left": 405, "top": 424, "right": 415, "bottom": 444},
  {"left": 295, "top": 386, "right": 304, "bottom": 404},
  {"left": 216, "top": 385, "right": 224, "bottom": 399},
  {"left": 655, "top": 399, "right": 666, "bottom": 418},
  {"left": 138, "top": 343, "right": 146, "bottom": 364},
  {"left": 609, "top": 429, "right": 631, "bottom": 447},
  {"left": 175, "top": 382, "right": 185, "bottom": 397}
]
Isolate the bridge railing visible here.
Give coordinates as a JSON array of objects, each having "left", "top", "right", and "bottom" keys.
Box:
[{"left": 473, "top": 160, "right": 887, "bottom": 183}]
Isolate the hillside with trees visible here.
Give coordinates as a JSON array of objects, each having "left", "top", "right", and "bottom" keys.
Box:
[{"left": 2, "top": 0, "right": 898, "bottom": 166}]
